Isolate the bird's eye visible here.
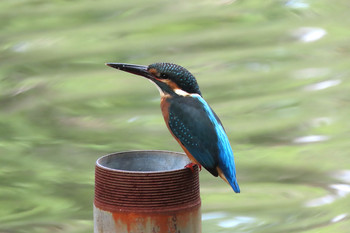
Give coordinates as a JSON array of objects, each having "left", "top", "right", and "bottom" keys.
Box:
[{"left": 159, "top": 73, "right": 167, "bottom": 79}]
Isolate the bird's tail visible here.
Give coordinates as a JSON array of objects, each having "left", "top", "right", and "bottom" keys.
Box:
[{"left": 218, "top": 167, "right": 240, "bottom": 193}]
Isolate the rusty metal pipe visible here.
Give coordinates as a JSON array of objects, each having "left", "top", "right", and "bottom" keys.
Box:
[{"left": 94, "top": 150, "right": 201, "bottom": 233}]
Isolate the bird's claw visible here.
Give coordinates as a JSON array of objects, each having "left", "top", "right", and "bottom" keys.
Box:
[{"left": 185, "top": 163, "right": 202, "bottom": 172}]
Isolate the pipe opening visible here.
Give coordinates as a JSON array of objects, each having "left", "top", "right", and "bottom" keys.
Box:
[{"left": 96, "top": 150, "right": 190, "bottom": 172}]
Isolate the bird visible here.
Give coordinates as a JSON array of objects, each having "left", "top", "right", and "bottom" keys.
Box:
[{"left": 106, "top": 62, "right": 240, "bottom": 193}]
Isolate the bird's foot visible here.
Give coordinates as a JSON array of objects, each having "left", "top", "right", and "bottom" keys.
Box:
[{"left": 185, "top": 163, "right": 202, "bottom": 172}]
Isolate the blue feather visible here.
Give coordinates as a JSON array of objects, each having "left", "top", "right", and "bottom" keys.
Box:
[{"left": 192, "top": 95, "right": 240, "bottom": 193}]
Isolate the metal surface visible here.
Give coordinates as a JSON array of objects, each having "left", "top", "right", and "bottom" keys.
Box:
[{"left": 94, "top": 150, "right": 201, "bottom": 233}]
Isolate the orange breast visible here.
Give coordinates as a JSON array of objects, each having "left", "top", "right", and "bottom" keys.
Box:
[{"left": 160, "top": 97, "right": 200, "bottom": 165}]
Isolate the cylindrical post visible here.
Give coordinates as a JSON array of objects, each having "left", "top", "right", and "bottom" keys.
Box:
[{"left": 94, "top": 150, "right": 201, "bottom": 233}]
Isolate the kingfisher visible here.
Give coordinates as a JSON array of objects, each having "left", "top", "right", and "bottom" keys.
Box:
[{"left": 106, "top": 62, "right": 240, "bottom": 193}]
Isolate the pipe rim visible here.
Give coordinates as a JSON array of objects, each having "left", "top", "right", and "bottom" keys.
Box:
[{"left": 96, "top": 150, "right": 194, "bottom": 174}]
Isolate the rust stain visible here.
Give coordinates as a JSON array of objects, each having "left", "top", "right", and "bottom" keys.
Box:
[
  {"left": 94, "top": 161, "right": 200, "bottom": 212},
  {"left": 111, "top": 205, "right": 201, "bottom": 233}
]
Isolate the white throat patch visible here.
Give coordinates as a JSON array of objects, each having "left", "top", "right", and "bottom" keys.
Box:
[{"left": 174, "top": 88, "right": 190, "bottom": 96}]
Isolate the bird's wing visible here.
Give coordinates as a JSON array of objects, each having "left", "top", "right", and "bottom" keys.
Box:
[{"left": 166, "top": 95, "right": 221, "bottom": 177}]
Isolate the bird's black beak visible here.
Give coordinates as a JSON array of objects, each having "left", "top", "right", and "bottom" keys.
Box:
[{"left": 106, "top": 63, "right": 153, "bottom": 79}]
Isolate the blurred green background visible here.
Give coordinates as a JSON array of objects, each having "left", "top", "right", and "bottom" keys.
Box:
[{"left": 1, "top": 0, "right": 350, "bottom": 232}]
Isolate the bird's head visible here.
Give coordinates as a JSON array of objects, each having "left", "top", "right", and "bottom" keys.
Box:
[{"left": 106, "top": 62, "right": 202, "bottom": 97}]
